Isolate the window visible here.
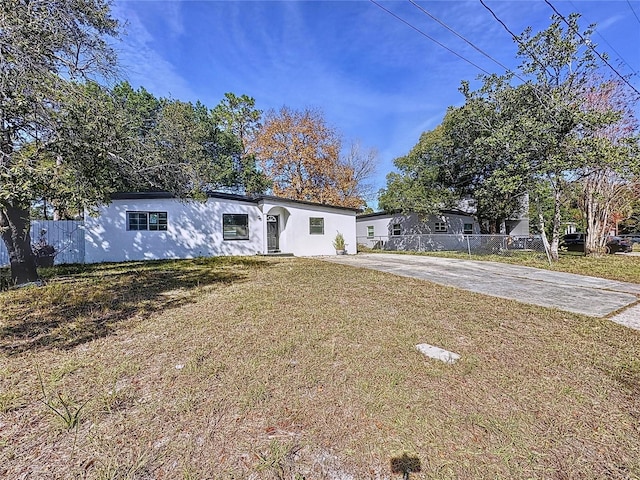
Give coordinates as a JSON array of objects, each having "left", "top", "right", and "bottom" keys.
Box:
[
  {"left": 463, "top": 223, "right": 473, "bottom": 234},
  {"left": 127, "top": 211, "right": 167, "bottom": 231},
  {"left": 367, "top": 226, "right": 375, "bottom": 238},
  {"left": 309, "top": 217, "right": 324, "bottom": 235},
  {"left": 223, "top": 214, "right": 249, "bottom": 240},
  {"left": 392, "top": 223, "right": 401, "bottom": 236},
  {"left": 434, "top": 222, "right": 447, "bottom": 233}
]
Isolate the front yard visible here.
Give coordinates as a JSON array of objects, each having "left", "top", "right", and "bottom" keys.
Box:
[{"left": 1, "top": 257, "right": 639, "bottom": 478}]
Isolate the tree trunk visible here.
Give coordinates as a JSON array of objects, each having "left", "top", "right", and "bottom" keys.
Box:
[
  {"left": 548, "top": 187, "right": 563, "bottom": 261},
  {"left": 535, "top": 194, "right": 552, "bottom": 261},
  {"left": 0, "top": 203, "right": 40, "bottom": 285},
  {"left": 583, "top": 169, "right": 616, "bottom": 256}
]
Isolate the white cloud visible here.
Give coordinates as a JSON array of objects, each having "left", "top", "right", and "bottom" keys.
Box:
[{"left": 110, "top": 2, "right": 195, "bottom": 100}]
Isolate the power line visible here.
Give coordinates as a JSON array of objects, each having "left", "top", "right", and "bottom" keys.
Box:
[
  {"left": 478, "top": 0, "right": 556, "bottom": 80},
  {"left": 627, "top": 0, "right": 640, "bottom": 25},
  {"left": 543, "top": 0, "right": 640, "bottom": 96},
  {"left": 568, "top": 0, "right": 638, "bottom": 75},
  {"left": 375, "top": 0, "right": 566, "bottom": 130},
  {"left": 368, "top": 0, "right": 493, "bottom": 76},
  {"left": 408, "top": 0, "right": 518, "bottom": 79}
]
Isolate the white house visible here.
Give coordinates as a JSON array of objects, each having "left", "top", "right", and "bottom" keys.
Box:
[{"left": 84, "top": 192, "right": 357, "bottom": 263}]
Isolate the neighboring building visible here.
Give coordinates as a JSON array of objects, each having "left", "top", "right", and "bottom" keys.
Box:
[
  {"left": 84, "top": 192, "right": 357, "bottom": 263},
  {"left": 457, "top": 195, "right": 530, "bottom": 236},
  {"left": 356, "top": 210, "right": 481, "bottom": 249},
  {"left": 503, "top": 216, "right": 529, "bottom": 236}
]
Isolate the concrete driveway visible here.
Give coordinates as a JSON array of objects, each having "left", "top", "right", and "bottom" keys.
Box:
[{"left": 321, "top": 253, "right": 640, "bottom": 326}]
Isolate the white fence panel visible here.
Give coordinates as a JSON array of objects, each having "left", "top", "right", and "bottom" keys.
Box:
[{"left": 0, "top": 220, "right": 84, "bottom": 266}]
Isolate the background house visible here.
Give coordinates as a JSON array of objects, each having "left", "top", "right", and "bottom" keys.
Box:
[
  {"left": 84, "top": 192, "right": 357, "bottom": 263},
  {"left": 356, "top": 210, "right": 481, "bottom": 250}
]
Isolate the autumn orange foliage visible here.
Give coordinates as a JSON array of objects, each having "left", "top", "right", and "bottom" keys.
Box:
[{"left": 250, "top": 106, "right": 365, "bottom": 209}]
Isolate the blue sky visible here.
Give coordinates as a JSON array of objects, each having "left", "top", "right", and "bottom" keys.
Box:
[{"left": 111, "top": 0, "right": 640, "bottom": 205}]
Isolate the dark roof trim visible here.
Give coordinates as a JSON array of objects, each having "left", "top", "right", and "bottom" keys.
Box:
[
  {"left": 110, "top": 191, "right": 259, "bottom": 203},
  {"left": 357, "top": 209, "right": 474, "bottom": 219},
  {"left": 109, "top": 191, "right": 359, "bottom": 212},
  {"left": 257, "top": 194, "right": 359, "bottom": 212}
]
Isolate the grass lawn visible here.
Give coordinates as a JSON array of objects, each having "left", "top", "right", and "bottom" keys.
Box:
[{"left": 1, "top": 257, "right": 639, "bottom": 479}]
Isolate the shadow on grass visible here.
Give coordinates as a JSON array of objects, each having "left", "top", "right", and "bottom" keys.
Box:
[
  {"left": 0, "top": 256, "right": 271, "bottom": 355},
  {"left": 391, "top": 453, "right": 421, "bottom": 479}
]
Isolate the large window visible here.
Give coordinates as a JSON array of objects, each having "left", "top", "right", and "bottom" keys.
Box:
[
  {"left": 309, "top": 217, "right": 324, "bottom": 235},
  {"left": 127, "top": 211, "right": 167, "bottom": 231},
  {"left": 434, "top": 222, "right": 447, "bottom": 233},
  {"left": 367, "top": 226, "right": 374, "bottom": 238},
  {"left": 223, "top": 214, "right": 249, "bottom": 240}
]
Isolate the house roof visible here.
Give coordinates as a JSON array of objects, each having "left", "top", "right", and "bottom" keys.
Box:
[
  {"left": 356, "top": 209, "right": 474, "bottom": 220},
  {"left": 109, "top": 191, "right": 360, "bottom": 212}
]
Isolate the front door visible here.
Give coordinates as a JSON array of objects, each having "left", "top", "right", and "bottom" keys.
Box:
[{"left": 267, "top": 215, "right": 279, "bottom": 253}]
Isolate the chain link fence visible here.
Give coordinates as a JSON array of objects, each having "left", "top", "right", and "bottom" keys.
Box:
[{"left": 357, "top": 234, "right": 546, "bottom": 257}]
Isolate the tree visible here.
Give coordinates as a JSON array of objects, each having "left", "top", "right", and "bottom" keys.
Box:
[
  {"left": 379, "top": 13, "right": 638, "bottom": 259},
  {"left": 1, "top": 0, "right": 120, "bottom": 285},
  {"left": 250, "top": 106, "right": 368, "bottom": 209},
  {"left": 378, "top": 125, "right": 457, "bottom": 215},
  {"left": 505, "top": 14, "right": 637, "bottom": 257},
  {"left": 0, "top": 0, "right": 270, "bottom": 286},
  {"left": 211, "top": 93, "right": 270, "bottom": 195},
  {"left": 379, "top": 86, "right": 531, "bottom": 233},
  {"left": 618, "top": 182, "right": 640, "bottom": 234},
  {"left": 576, "top": 78, "right": 640, "bottom": 253},
  {"left": 340, "top": 140, "right": 378, "bottom": 206}
]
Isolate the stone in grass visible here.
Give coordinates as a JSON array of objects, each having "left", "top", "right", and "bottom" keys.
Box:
[{"left": 416, "top": 343, "right": 460, "bottom": 364}]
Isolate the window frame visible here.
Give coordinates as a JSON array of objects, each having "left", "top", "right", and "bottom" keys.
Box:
[
  {"left": 309, "top": 217, "right": 325, "bottom": 235},
  {"left": 463, "top": 223, "right": 473, "bottom": 235},
  {"left": 127, "top": 211, "right": 167, "bottom": 231},
  {"left": 391, "top": 223, "right": 401, "bottom": 236},
  {"left": 434, "top": 221, "right": 448, "bottom": 233},
  {"left": 223, "top": 213, "right": 250, "bottom": 241},
  {"left": 367, "top": 225, "right": 375, "bottom": 238}
]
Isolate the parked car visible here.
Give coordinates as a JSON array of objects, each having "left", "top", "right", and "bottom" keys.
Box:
[
  {"left": 560, "top": 233, "right": 632, "bottom": 254},
  {"left": 560, "top": 233, "right": 586, "bottom": 252},
  {"left": 622, "top": 234, "right": 640, "bottom": 245},
  {"left": 607, "top": 236, "right": 633, "bottom": 253}
]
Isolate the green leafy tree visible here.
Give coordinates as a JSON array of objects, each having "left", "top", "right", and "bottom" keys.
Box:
[
  {"left": 1, "top": 0, "right": 120, "bottom": 285},
  {"left": 380, "top": 13, "right": 638, "bottom": 259},
  {"left": 211, "top": 93, "right": 270, "bottom": 195},
  {"left": 378, "top": 125, "right": 457, "bottom": 215},
  {"left": 0, "top": 0, "right": 270, "bottom": 286},
  {"left": 618, "top": 181, "right": 640, "bottom": 234}
]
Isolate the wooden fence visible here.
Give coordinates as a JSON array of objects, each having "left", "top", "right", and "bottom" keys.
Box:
[{"left": 0, "top": 220, "right": 85, "bottom": 266}]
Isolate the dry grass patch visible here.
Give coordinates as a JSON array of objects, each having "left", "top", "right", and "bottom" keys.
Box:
[{"left": 1, "top": 257, "right": 639, "bottom": 479}]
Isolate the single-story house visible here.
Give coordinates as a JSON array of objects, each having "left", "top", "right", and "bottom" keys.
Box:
[
  {"left": 356, "top": 210, "right": 481, "bottom": 250},
  {"left": 84, "top": 192, "right": 358, "bottom": 263}
]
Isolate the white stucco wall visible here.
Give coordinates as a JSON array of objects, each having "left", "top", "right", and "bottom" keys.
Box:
[
  {"left": 356, "top": 215, "right": 394, "bottom": 244},
  {"left": 261, "top": 199, "right": 357, "bottom": 256},
  {"left": 84, "top": 197, "right": 263, "bottom": 263},
  {"left": 84, "top": 196, "right": 358, "bottom": 263}
]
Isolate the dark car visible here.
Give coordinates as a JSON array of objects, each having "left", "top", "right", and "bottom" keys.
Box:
[
  {"left": 560, "top": 233, "right": 632, "bottom": 254},
  {"left": 622, "top": 234, "right": 640, "bottom": 245},
  {"left": 607, "top": 236, "right": 633, "bottom": 253},
  {"left": 560, "top": 233, "right": 586, "bottom": 252}
]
